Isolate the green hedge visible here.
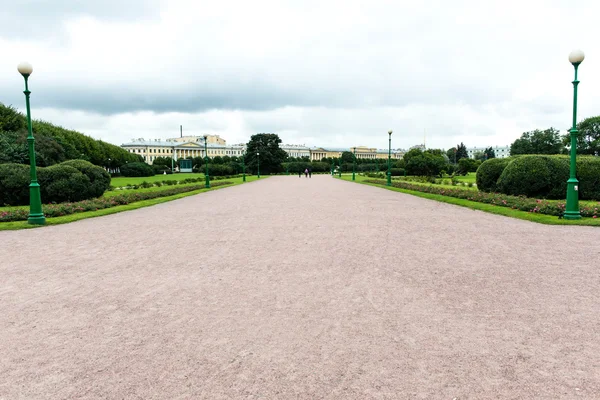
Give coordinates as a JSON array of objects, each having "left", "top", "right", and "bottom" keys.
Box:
[
  {"left": 495, "top": 155, "right": 600, "bottom": 200},
  {"left": 0, "top": 164, "right": 30, "bottom": 206},
  {"left": 363, "top": 178, "right": 600, "bottom": 218},
  {"left": 497, "top": 156, "right": 569, "bottom": 199},
  {"left": 0, "top": 181, "right": 234, "bottom": 222},
  {"left": 578, "top": 157, "right": 600, "bottom": 200},
  {"left": 120, "top": 162, "right": 155, "bottom": 177},
  {"left": 62, "top": 160, "right": 111, "bottom": 198},
  {"left": 0, "top": 160, "right": 111, "bottom": 206},
  {"left": 476, "top": 158, "right": 511, "bottom": 193}
]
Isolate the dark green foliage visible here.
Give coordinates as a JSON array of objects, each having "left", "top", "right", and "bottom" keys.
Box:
[
  {"left": 340, "top": 151, "right": 355, "bottom": 164},
  {"left": 476, "top": 158, "right": 511, "bottom": 192},
  {"left": 39, "top": 165, "right": 91, "bottom": 204},
  {"left": 1, "top": 181, "right": 234, "bottom": 222},
  {"left": 0, "top": 163, "right": 30, "bottom": 206},
  {"left": 457, "top": 158, "right": 481, "bottom": 175},
  {"left": 61, "top": 160, "right": 111, "bottom": 198},
  {"left": 120, "top": 162, "right": 155, "bottom": 177},
  {"left": 152, "top": 157, "right": 173, "bottom": 168},
  {"left": 484, "top": 147, "right": 495, "bottom": 159},
  {"left": 152, "top": 164, "right": 171, "bottom": 175},
  {"left": 563, "top": 116, "right": 600, "bottom": 155},
  {"left": 245, "top": 133, "right": 288, "bottom": 175},
  {"left": 574, "top": 156, "right": 600, "bottom": 200},
  {"left": 0, "top": 103, "right": 142, "bottom": 168},
  {"left": 455, "top": 142, "right": 468, "bottom": 162},
  {"left": 0, "top": 105, "right": 26, "bottom": 132},
  {"left": 497, "top": 155, "right": 570, "bottom": 199},
  {"left": 390, "top": 168, "right": 405, "bottom": 176},
  {"left": 405, "top": 150, "right": 447, "bottom": 177},
  {"left": 0, "top": 161, "right": 112, "bottom": 206},
  {"left": 510, "top": 128, "right": 564, "bottom": 155},
  {"left": 362, "top": 178, "right": 599, "bottom": 218}
]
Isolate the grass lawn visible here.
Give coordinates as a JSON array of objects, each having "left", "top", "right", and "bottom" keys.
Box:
[
  {"left": 0, "top": 176, "right": 263, "bottom": 230},
  {"left": 454, "top": 173, "right": 477, "bottom": 183},
  {"left": 111, "top": 173, "right": 207, "bottom": 187},
  {"left": 342, "top": 175, "right": 600, "bottom": 226}
]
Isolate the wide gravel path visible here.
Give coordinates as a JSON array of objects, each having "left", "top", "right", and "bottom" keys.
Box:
[{"left": 1, "top": 175, "right": 600, "bottom": 399}]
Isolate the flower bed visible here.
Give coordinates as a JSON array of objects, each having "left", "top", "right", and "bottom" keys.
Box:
[
  {"left": 364, "top": 179, "right": 600, "bottom": 218},
  {"left": 0, "top": 181, "right": 233, "bottom": 222}
]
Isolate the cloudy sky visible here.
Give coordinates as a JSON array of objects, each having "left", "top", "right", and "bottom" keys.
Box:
[{"left": 1, "top": 0, "right": 599, "bottom": 150}]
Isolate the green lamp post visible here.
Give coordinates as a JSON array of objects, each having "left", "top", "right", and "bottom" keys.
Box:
[
  {"left": 331, "top": 161, "right": 334, "bottom": 176},
  {"left": 564, "top": 49, "right": 585, "bottom": 220},
  {"left": 242, "top": 150, "right": 246, "bottom": 182},
  {"left": 338, "top": 158, "right": 342, "bottom": 177},
  {"left": 18, "top": 62, "right": 45, "bottom": 225},
  {"left": 352, "top": 147, "right": 356, "bottom": 181},
  {"left": 257, "top": 151, "right": 260, "bottom": 178},
  {"left": 387, "top": 130, "right": 393, "bottom": 186},
  {"left": 203, "top": 135, "right": 210, "bottom": 188}
]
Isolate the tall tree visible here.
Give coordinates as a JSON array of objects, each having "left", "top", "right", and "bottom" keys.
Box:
[
  {"left": 340, "top": 151, "right": 355, "bottom": 164},
  {"left": 563, "top": 115, "right": 600, "bottom": 155},
  {"left": 446, "top": 147, "right": 458, "bottom": 164},
  {"left": 484, "top": 147, "right": 495, "bottom": 159},
  {"left": 245, "top": 133, "right": 288, "bottom": 174},
  {"left": 455, "top": 142, "right": 468, "bottom": 162},
  {"left": 511, "top": 128, "right": 564, "bottom": 155}
]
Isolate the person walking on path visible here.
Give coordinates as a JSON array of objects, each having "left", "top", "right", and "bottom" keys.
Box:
[
  {"left": 304, "top": 168, "right": 308, "bottom": 178},
  {"left": 298, "top": 169, "right": 302, "bottom": 178},
  {"left": 308, "top": 168, "right": 312, "bottom": 178}
]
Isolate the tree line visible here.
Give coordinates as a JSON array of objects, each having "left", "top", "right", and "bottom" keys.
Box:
[
  {"left": 509, "top": 116, "right": 600, "bottom": 156},
  {"left": 0, "top": 103, "right": 142, "bottom": 168}
]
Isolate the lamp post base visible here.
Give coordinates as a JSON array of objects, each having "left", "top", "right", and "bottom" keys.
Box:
[
  {"left": 27, "top": 213, "right": 46, "bottom": 225},
  {"left": 564, "top": 178, "right": 580, "bottom": 219},
  {"left": 563, "top": 211, "right": 581, "bottom": 220}
]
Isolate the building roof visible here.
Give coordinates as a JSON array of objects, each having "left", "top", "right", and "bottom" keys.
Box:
[{"left": 121, "top": 139, "right": 245, "bottom": 149}]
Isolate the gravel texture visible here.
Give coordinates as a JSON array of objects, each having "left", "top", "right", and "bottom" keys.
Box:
[{"left": 1, "top": 175, "right": 600, "bottom": 399}]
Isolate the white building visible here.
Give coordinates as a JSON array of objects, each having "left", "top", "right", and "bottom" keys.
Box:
[
  {"left": 467, "top": 145, "right": 511, "bottom": 159},
  {"left": 281, "top": 144, "right": 311, "bottom": 159},
  {"left": 121, "top": 138, "right": 246, "bottom": 164}
]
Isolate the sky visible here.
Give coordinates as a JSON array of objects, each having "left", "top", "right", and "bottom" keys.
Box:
[{"left": 1, "top": 0, "right": 599, "bottom": 151}]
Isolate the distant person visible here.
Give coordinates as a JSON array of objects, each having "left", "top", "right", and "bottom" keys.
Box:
[
  {"left": 304, "top": 168, "right": 308, "bottom": 178},
  {"left": 308, "top": 168, "right": 312, "bottom": 178},
  {"left": 298, "top": 169, "right": 302, "bottom": 178}
]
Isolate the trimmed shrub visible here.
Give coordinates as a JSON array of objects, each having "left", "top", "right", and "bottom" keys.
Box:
[
  {"left": 457, "top": 158, "right": 481, "bottom": 175},
  {"left": 497, "top": 155, "right": 569, "bottom": 199},
  {"left": 0, "top": 163, "right": 30, "bottom": 206},
  {"left": 39, "top": 165, "right": 91, "bottom": 203},
  {"left": 61, "top": 159, "right": 111, "bottom": 198},
  {"left": 0, "top": 160, "right": 113, "bottom": 206},
  {"left": 577, "top": 156, "right": 600, "bottom": 200},
  {"left": 120, "top": 162, "right": 155, "bottom": 177},
  {"left": 390, "top": 168, "right": 405, "bottom": 176},
  {"left": 476, "top": 158, "right": 511, "bottom": 193}
]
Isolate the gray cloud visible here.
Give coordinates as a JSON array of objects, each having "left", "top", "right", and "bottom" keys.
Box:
[
  {"left": 1, "top": 0, "right": 599, "bottom": 150},
  {"left": 0, "top": 0, "right": 160, "bottom": 39}
]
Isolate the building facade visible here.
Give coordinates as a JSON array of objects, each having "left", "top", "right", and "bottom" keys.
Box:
[
  {"left": 281, "top": 144, "right": 311, "bottom": 159},
  {"left": 121, "top": 138, "right": 246, "bottom": 164},
  {"left": 467, "top": 145, "right": 511, "bottom": 159},
  {"left": 309, "top": 147, "right": 345, "bottom": 161},
  {"left": 121, "top": 135, "right": 408, "bottom": 165}
]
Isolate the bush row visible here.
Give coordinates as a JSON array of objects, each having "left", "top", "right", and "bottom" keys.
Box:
[
  {"left": 476, "top": 155, "right": 600, "bottom": 200},
  {"left": 0, "top": 181, "right": 234, "bottom": 222},
  {"left": 120, "top": 162, "right": 155, "bottom": 177},
  {"left": 363, "top": 179, "right": 600, "bottom": 218},
  {"left": 112, "top": 175, "right": 243, "bottom": 190},
  {"left": 0, "top": 160, "right": 111, "bottom": 206}
]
